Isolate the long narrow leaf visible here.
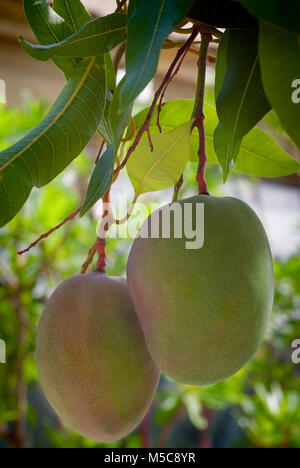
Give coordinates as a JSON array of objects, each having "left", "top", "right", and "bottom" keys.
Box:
[
  {"left": 0, "top": 57, "right": 106, "bottom": 227},
  {"left": 214, "top": 28, "right": 271, "bottom": 179},
  {"left": 119, "top": 0, "right": 194, "bottom": 111},
  {"left": 80, "top": 146, "right": 115, "bottom": 216},
  {"left": 21, "top": 14, "right": 126, "bottom": 60},
  {"left": 23, "top": 0, "right": 78, "bottom": 76},
  {"left": 259, "top": 22, "right": 300, "bottom": 151},
  {"left": 52, "top": 0, "right": 92, "bottom": 32},
  {"left": 110, "top": 78, "right": 133, "bottom": 157}
]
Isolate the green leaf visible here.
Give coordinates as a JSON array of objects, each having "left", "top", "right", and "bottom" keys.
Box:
[
  {"left": 97, "top": 54, "right": 115, "bottom": 145},
  {"left": 110, "top": 78, "right": 133, "bottom": 156},
  {"left": 188, "top": 0, "right": 256, "bottom": 28},
  {"left": 98, "top": 97, "right": 113, "bottom": 145},
  {"left": 80, "top": 146, "right": 114, "bottom": 216},
  {"left": 214, "top": 30, "right": 229, "bottom": 101},
  {"left": 128, "top": 99, "right": 218, "bottom": 164},
  {"left": 214, "top": 123, "right": 241, "bottom": 181},
  {"left": 52, "top": 0, "right": 92, "bottom": 32},
  {"left": 105, "top": 53, "right": 116, "bottom": 93},
  {"left": 235, "top": 127, "right": 300, "bottom": 177},
  {"left": 127, "top": 0, "right": 137, "bottom": 22},
  {"left": 23, "top": 0, "right": 78, "bottom": 76},
  {"left": 52, "top": 1, "right": 116, "bottom": 94},
  {"left": 214, "top": 28, "right": 271, "bottom": 179},
  {"left": 0, "top": 57, "right": 106, "bottom": 228},
  {"left": 119, "top": 0, "right": 194, "bottom": 111},
  {"left": 127, "top": 121, "right": 193, "bottom": 194},
  {"left": 129, "top": 100, "right": 299, "bottom": 179},
  {"left": 238, "top": 0, "right": 300, "bottom": 34},
  {"left": 21, "top": 13, "right": 126, "bottom": 61},
  {"left": 259, "top": 22, "right": 300, "bottom": 151}
]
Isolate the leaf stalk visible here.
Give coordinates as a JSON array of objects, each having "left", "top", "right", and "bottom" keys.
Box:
[{"left": 192, "top": 32, "right": 212, "bottom": 195}]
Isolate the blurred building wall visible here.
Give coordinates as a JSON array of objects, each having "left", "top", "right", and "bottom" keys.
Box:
[{"left": 0, "top": 0, "right": 201, "bottom": 106}]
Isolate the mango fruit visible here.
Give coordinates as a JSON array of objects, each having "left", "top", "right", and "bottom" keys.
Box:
[
  {"left": 127, "top": 196, "right": 274, "bottom": 386},
  {"left": 36, "top": 273, "right": 160, "bottom": 442}
]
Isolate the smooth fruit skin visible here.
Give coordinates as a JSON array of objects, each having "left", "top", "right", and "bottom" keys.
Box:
[
  {"left": 36, "top": 274, "right": 159, "bottom": 442},
  {"left": 127, "top": 196, "right": 274, "bottom": 386}
]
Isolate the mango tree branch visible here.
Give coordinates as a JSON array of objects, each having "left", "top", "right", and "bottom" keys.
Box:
[
  {"left": 187, "top": 18, "right": 223, "bottom": 39},
  {"left": 18, "top": 28, "right": 202, "bottom": 260},
  {"left": 95, "top": 140, "right": 106, "bottom": 164},
  {"left": 115, "top": 0, "right": 127, "bottom": 13},
  {"left": 17, "top": 207, "right": 82, "bottom": 255},
  {"left": 80, "top": 241, "right": 97, "bottom": 274},
  {"left": 192, "top": 33, "right": 212, "bottom": 196},
  {"left": 172, "top": 175, "right": 184, "bottom": 202},
  {"left": 114, "top": 26, "right": 200, "bottom": 177},
  {"left": 115, "top": 192, "right": 139, "bottom": 225},
  {"left": 81, "top": 191, "right": 113, "bottom": 274}
]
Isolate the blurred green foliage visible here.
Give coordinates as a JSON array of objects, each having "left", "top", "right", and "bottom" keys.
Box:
[{"left": 0, "top": 99, "right": 299, "bottom": 448}]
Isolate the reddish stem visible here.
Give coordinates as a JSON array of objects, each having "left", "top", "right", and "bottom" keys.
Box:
[
  {"left": 192, "top": 32, "right": 212, "bottom": 195},
  {"left": 95, "top": 237, "right": 106, "bottom": 273},
  {"left": 172, "top": 174, "right": 184, "bottom": 202},
  {"left": 95, "top": 140, "right": 106, "bottom": 164},
  {"left": 17, "top": 207, "right": 82, "bottom": 255},
  {"left": 95, "top": 190, "right": 110, "bottom": 273},
  {"left": 157, "top": 37, "right": 197, "bottom": 132},
  {"left": 114, "top": 26, "right": 200, "bottom": 176},
  {"left": 147, "top": 128, "right": 154, "bottom": 152},
  {"left": 194, "top": 113, "right": 209, "bottom": 195}
]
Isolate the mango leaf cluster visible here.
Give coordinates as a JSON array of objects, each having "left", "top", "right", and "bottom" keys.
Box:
[
  {"left": 127, "top": 100, "right": 299, "bottom": 186},
  {"left": 0, "top": 0, "right": 124, "bottom": 227},
  {"left": 0, "top": 0, "right": 299, "bottom": 228},
  {"left": 214, "top": 0, "right": 300, "bottom": 180}
]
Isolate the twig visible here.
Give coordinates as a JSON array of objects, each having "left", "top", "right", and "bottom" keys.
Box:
[
  {"left": 172, "top": 175, "right": 184, "bottom": 202},
  {"left": 95, "top": 190, "right": 111, "bottom": 273},
  {"left": 147, "top": 128, "right": 154, "bottom": 152},
  {"left": 17, "top": 207, "right": 82, "bottom": 255},
  {"left": 114, "top": 26, "right": 200, "bottom": 176},
  {"left": 174, "top": 26, "right": 194, "bottom": 34},
  {"left": 163, "top": 39, "right": 216, "bottom": 62},
  {"left": 113, "top": 41, "right": 126, "bottom": 73},
  {"left": 121, "top": 117, "right": 135, "bottom": 143},
  {"left": 80, "top": 191, "right": 112, "bottom": 274},
  {"left": 95, "top": 140, "right": 106, "bottom": 163},
  {"left": 192, "top": 33, "right": 212, "bottom": 195},
  {"left": 80, "top": 241, "right": 97, "bottom": 274},
  {"left": 187, "top": 18, "right": 223, "bottom": 39},
  {"left": 115, "top": 0, "right": 127, "bottom": 13},
  {"left": 163, "top": 39, "right": 200, "bottom": 57},
  {"left": 157, "top": 35, "right": 196, "bottom": 131},
  {"left": 94, "top": 237, "right": 106, "bottom": 273},
  {"left": 115, "top": 192, "right": 139, "bottom": 225}
]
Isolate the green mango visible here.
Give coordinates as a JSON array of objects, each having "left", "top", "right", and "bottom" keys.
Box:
[
  {"left": 36, "top": 273, "right": 159, "bottom": 442},
  {"left": 127, "top": 196, "right": 274, "bottom": 386}
]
